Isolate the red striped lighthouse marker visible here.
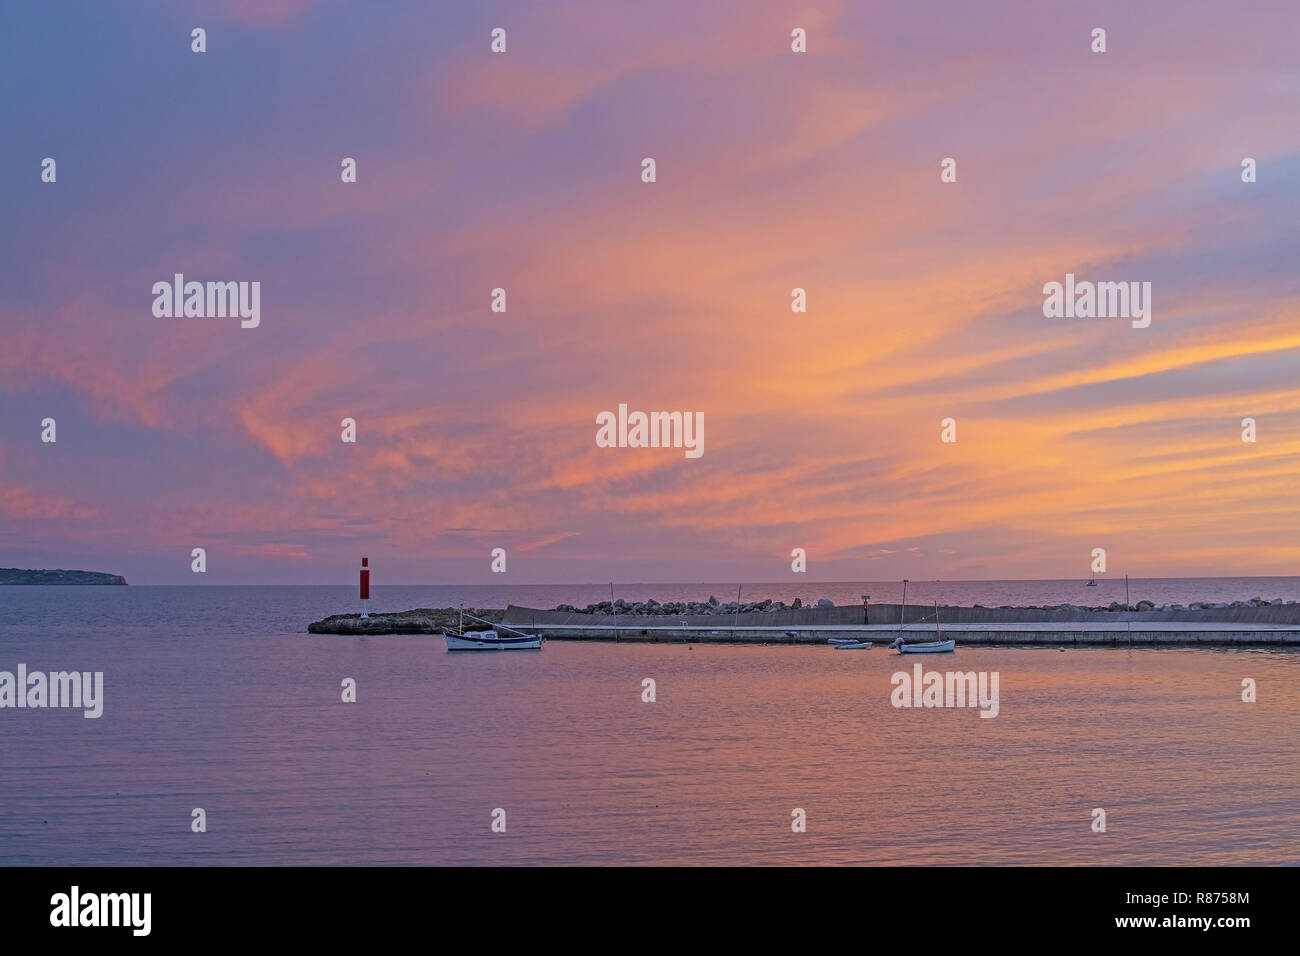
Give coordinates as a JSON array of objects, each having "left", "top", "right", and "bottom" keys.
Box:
[{"left": 359, "top": 557, "right": 370, "bottom": 619}]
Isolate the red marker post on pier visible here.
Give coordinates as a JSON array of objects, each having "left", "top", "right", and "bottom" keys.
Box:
[{"left": 359, "top": 557, "right": 370, "bottom": 619}]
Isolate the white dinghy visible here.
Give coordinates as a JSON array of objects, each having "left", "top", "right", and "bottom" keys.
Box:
[
  {"left": 889, "top": 597, "right": 955, "bottom": 654},
  {"left": 444, "top": 610, "right": 543, "bottom": 651},
  {"left": 833, "top": 640, "right": 873, "bottom": 650},
  {"left": 890, "top": 638, "right": 955, "bottom": 654}
]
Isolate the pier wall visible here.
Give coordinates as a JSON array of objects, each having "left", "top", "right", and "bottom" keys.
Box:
[
  {"left": 501, "top": 602, "right": 1300, "bottom": 629},
  {"left": 502, "top": 623, "right": 1300, "bottom": 647}
]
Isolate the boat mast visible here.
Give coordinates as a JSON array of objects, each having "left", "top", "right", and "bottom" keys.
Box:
[{"left": 900, "top": 579, "right": 909, "bottom": 632}]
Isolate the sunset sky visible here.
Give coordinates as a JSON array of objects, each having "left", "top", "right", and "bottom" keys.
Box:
[{"left": 2, "top": 0, "right": 1298, "bottom": 584}]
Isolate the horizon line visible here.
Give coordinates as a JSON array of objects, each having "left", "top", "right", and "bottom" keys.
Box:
[{"left": 46, "top": 573, "right": 1300, "bottom": 588}]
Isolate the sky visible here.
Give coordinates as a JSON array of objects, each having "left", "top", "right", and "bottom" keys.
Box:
[{"left": 1, "top": 0, "right": 1298, "bottom": 585}]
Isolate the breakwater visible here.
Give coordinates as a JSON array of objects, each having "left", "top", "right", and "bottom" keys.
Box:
[
  {"left": 307, "top": 608, "right": 504, "bottom": 635},
  {"left": 308, "top": 600, "right": 1300, "bottom": 645}
]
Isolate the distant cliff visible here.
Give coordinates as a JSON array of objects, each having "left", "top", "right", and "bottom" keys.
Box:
[{"left": 0, "top": 568, "right": 127, "bottom": 585}]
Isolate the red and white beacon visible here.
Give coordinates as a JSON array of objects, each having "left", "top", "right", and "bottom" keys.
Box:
[{"left": 359, "top": 557, "right": 371, "bottom": 619}]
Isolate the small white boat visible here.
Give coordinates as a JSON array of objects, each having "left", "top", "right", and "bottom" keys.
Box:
[
  {"left": 888, "top": 599, "right": 954, "bottom": 653},
  {"left": 827, "top": 637, "right": 864, "bottom": 645},
  {"left": 833, "top": 640, "right": 873, "bottom": 650},
  {"left": 444, "top": 629, "right": 543, "bottom": 651},
  {"left": 891, "top": 638, "right": 955, "bottom": 654},
  {"left": 444, "top": 610, "right": 543, "bottom": 651}
]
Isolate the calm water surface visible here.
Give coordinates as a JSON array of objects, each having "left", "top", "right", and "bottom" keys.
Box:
[{"left": 1, "top": 584, "right": 1296, "bottom": 865}]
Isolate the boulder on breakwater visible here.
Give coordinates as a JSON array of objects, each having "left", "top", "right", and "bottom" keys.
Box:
[
  {"left": 544, "top": 597, "right": 1299, "bottom": 623},
  {"left": 551, "top": 596, "right": 847, "bottom": 617}
]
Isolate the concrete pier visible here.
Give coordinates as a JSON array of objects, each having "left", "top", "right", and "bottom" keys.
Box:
[
  {"left": 307, "top": 604, "right": 1300, "bottom": 646},
  {"left": 500, "top": 620, "right": 1300, "bottom": 647}
]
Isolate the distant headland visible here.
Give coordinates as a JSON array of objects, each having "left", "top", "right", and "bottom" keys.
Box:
[{"left": 0, "top": 568, "right": 127, "bottom": 586}]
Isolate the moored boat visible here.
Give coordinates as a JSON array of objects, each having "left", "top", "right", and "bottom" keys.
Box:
[
  {"left": 888, "top": 597, "right": 955, "bottom": 653},
  {"left": 890, "top": 638, "right": 955, "bottom": 654},
  {"left": 444, "top": 629, "right": 543, "bottom": 651},
  {"left": 443, "top": 609, "right": 543, "bottom": 651},
  {"left": 833, "top": 640, "right": 873, "bottom": 650}
]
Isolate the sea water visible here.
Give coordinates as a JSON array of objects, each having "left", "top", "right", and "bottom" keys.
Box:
[{"left": 0, "top": 582, "right": 1296, "bottom": 865}]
